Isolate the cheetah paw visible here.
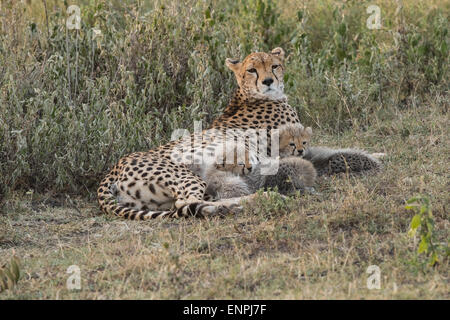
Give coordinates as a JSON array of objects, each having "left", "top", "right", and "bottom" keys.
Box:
[{"left": 371, "top": 152, "right": 387, "bottom": 159}]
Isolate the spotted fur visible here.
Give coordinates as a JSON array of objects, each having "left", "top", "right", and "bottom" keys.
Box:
[
  {"left": 303, "top": 147, "right": 382, "bottom": 176},
  {"left": 97, "top": 48, "right": 301, "bottom": 219},
  {"left": 204, "top": 124, "right": 317, "bottom": 198}
]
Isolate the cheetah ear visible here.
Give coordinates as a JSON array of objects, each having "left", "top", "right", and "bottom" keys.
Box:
[
  {"left": 305, "top": 127, "right": 313, "bottom": 136},
  {"left": 225, "top": 58, "right": 242, "bottom": 73},
  {"left": 270, "top": 47, "right": 285, "bottom": 62}
]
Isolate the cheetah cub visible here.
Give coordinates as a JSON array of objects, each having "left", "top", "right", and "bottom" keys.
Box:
[
  {"left": 204, "top": 124, "right": 317, "bottom": 199},
  {"left": 303, "top": 147, "right": 382, "bottom": 176}
]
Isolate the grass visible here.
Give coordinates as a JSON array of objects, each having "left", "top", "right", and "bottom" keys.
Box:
[
  {"left": 0, "top": 0, "right": 449, "bottom": 299},
  {"left": 1, "top": 104, "right": 448, "bottom": 299}
]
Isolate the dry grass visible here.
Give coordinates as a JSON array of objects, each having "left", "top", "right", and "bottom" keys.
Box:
[
  {"left": 1, "top": 101, "right": 448, "bottom": 299},
  {"left": 0, "top": 0, "right": 448, "bottom": 300}
]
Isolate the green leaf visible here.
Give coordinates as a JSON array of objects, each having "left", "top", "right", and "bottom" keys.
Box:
[
  {"left": 426, "top": 221, "right": 434, "bottom": 234},
  {"left": 420, "top": 205, "right": 427, "bottom": 214},
  {"left": 204, "top": 8, "right": 211, "bottom": 20},
  {"left": 440, "top": 41, "right": 448, "bottom": 56},
  {"left": 418, "top": 236, "right": 428, "bottom": 254},
  {"left": 410, "top": 214, "right": 421, "bottom": 229},
  {"left": 428, "top": 252, "right": 438, "bottom": 266},
  {"left": 406, "top": 196, "right": 419, "bottom": 204},
  {"left": 337, "top": 23, "right": 346, "bottom": 36},
  {"left": 10, "top": 258, "right": 20, "bottom": 281}
]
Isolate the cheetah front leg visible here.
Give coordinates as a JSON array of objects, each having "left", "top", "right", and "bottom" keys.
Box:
[
  {"left": 165, "top": 164, "right": 244, "bottom": 218},
  {"left": 110, "top": 154, "right": 244, "bottom": 219}
]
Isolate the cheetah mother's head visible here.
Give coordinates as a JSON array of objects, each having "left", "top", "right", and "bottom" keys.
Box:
[{"left": 226, "top": 47, "right": 286, "bottom": 101}]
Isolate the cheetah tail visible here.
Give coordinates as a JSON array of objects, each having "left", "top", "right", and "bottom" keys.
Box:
[{"left": 97, "top": 168, "right": 211, "bottom": 220}]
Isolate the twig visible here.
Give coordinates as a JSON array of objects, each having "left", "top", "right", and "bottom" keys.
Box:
[{"left": 42, "top": 0, "right": 49, "bottom": 39}]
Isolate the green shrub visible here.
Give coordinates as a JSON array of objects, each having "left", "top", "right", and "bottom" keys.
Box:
[
  {"left": 0, "top": 0, "right": 448, "bottom": 201},
  {"left": 405, "top": 195, "right": 449, "bottom": 267}
]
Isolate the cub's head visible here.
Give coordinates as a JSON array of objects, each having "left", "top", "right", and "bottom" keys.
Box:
[
  {"left": 226, "top": 47, "right": 286, "bottom": 101},
  {"left": 278, "top": 124, "right": 312, "bottom": 157}
]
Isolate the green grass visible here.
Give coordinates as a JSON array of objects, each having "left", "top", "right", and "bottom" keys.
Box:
[
  {"left": 0, "top": 0, "right": 449, "bottom": 299},
  {"left": 1, "top": 104, "right": 448, "bottom": 299}
]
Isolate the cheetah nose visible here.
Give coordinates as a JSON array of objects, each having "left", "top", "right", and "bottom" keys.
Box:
[
  {"left": 262, "top": 78, "right": 274, "bottom": 86},
  {"left": 297, "top": 149, "right": 304, "bottom": 156}
]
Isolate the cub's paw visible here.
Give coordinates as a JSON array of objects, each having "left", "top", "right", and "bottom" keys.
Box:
[{"left": 371, "top": 152, "right": 387, "bottom": 159}]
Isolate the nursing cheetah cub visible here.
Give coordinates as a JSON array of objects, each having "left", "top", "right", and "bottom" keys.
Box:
[{"left": 204, "top": 124, "right": 317, "bottom": 198}]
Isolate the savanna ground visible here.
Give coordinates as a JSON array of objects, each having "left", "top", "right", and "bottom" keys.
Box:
[{"left": 0, "top": 0, "right": 448, "bottom": 299}]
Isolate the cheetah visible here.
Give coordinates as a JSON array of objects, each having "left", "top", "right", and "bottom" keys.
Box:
[
  {"left": 98, "top": 47, "right": 383, "bottom": 220},
  {"left": 97, "top": 47, "right": 303, "bottom": 220},
  {"left": 262, "top": 124, "right": 316, "bottom": 194},
  {"left": 303, "top": 147, "right": 382, "bottom": 176},
  {"left": 204, "top": 124, "right": 317, "bottom": 198}
]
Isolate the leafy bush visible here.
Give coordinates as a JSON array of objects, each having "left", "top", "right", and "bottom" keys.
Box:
[
  {"left": 0, "top": 0, "right": 448, "bottom": 201},
  {"left": 405, "top": 195, "right": 449, "bottom": 267}
]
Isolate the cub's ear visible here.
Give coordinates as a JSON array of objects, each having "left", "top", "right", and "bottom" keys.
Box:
[
  {"left": 305, "top": 127, "right": 313, "bottom": 136},
  {"left": 225, "top": 58, "right": 242, "bottom": 73},
  {"left": 270, "top": 47, "right": 285, "bottom": 62}
]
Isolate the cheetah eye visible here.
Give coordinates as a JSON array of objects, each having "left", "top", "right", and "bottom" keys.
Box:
[
  {"left": 302, "top": 141, "right": 307, "bottom": 145},
  {"left": 289, "top": 143, "right": 295, "bottom": 147},
  {"left": 247, "top": 68, "right": 257, "bottom": 73},
  {"left": 272, "top": 65, "right": 280, "bottom": 70}
]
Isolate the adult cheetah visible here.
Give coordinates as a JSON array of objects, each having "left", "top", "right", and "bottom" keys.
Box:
[{"left": 97, "top": 47, "right": 301, "bottom": 220}]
